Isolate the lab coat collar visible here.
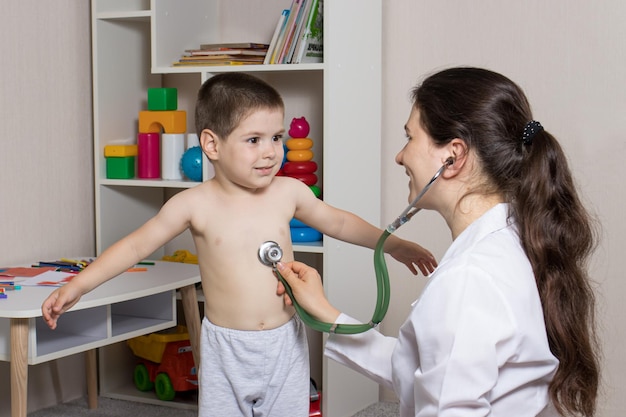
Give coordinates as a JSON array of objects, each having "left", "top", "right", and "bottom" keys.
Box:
[{"left": 439, "top": 203, "right": 512, "bottom": 269}]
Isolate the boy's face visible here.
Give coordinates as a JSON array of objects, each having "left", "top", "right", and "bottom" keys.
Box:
[{"left": 215, "top": 108, "right": 285, "bottom": 190}]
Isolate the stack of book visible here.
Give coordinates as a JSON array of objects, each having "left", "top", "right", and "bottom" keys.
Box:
[
  {"left": 265, "top": 0, "right": 323, "bottom": 65},
  {"left": 173, "top": 42, "right": 269, "bottom": 67}
]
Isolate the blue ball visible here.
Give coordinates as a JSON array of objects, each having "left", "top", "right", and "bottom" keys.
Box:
[
  {"left": 290, "top": 226, "right": 322, "bottom": 242},
  {"left": 180, "top": 146, "right": 203, "bottom": 182}
]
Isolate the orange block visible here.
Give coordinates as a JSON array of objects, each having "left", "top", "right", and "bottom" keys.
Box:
[{"left": 139, "top": 110, "right": 186, "bottom": 134}]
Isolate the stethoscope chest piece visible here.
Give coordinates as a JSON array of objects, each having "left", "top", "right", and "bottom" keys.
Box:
[{"left": 258, "top": 241, "right": 283, "bottom": 267}]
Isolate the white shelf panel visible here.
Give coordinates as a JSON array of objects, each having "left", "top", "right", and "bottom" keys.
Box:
[
  {"left": 110, "top": 315, "right": 175, "bottom": 339},
  {"left": 96, "top": 11, "right": 150, "bottom": 21},
  {"left": 100, "top": 179, "right": 199, "bottom": 188},
  {"left": 101, "top": 383, "right": 198, "bottom": 410},
  {"left": 32, "top": 334, "right": 106, "bottom": 365},
  {"left": 152, "top": 63, "right": 324, "bottom": 75},
  {"left": 93, "top": 0, "right": 150, "bottom": 15},
  {"left": 294, "top": 241, "right": 324, "bottom": 254}
]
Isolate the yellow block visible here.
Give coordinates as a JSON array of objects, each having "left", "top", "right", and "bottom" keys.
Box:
[
  {"left": 104, "top": 144, "right": 137, "bottom": 157},
  {"left": 139, "top": 110, "right": 186, "bottom": 134}
]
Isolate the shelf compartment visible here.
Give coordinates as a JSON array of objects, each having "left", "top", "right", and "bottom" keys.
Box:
[
  {"left": 93, "top": 0, "right": 150, "bottom": 15},
  {"left": 32, "top": 306, "right": 108, "bottom": 364},
  {"left": 110, "top": 291, "right": 176, "bottom": 338},
  {"left": 99, "top": 339, "right": 199, "bottom": 410},
  {"left": 152, "top": 0, "right": 283, "bottom": 70},
  {"left": 97, "top": 185, "right": 166, "bottom": 256}
]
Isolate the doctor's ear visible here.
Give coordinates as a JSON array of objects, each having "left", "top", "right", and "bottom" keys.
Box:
[
  {"left": 441, "top": 139, "right": 468, "bottom": 178},
  {"left": 200, "top": 129, "right": 219, "bottom": 161}
]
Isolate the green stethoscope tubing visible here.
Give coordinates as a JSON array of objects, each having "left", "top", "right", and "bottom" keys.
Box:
[
  {"left": 273, "top": 230, "right": 391, "bottom": 334},
  {"left": 272, "top": 159, "right": 453, "bottom": 335}
]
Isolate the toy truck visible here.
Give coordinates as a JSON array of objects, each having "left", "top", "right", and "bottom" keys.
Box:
[{"left": 127, "top": 325, "right": 198, "bottom": 401}]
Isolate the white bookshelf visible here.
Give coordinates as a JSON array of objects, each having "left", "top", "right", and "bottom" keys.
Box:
[{"left": 91, "top": 1, "right": 381, "bottom": 415}]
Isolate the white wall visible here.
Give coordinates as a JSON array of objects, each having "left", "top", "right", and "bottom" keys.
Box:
[
  {"left": 1, "top": 1, "right": 624, "bottom": 416},
  {"left": 0, "top": 1, "right": 93, "bottom": 415},
  {"left": 380, "top": 2, "right": 626, "bottom": 416}
]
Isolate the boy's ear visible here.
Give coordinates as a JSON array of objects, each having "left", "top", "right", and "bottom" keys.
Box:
[
  {"left": 441, "top": 138, "right": 469, "bottom": 179},
  {"left": 199, "top": 129, "right": 219, "bottom": 161}
]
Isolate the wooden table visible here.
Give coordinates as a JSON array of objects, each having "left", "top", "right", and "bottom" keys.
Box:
[{"left": 0, "top": 260, "right": 201, "bottom": 417}]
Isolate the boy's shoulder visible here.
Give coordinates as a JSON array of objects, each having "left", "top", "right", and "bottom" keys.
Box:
[{"left": 271, "top": 175, "right": 312, "bottom": 192}]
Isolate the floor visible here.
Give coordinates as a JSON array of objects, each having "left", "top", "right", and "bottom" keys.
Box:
[{"left": 27, "top": 397, "right": 400, "bottom": 416}]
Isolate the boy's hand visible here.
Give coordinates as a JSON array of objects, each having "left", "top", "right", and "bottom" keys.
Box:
[
  {"left": 41, "top": 283, "right": 84, "bottom": 329},
  {"left": 388, "top": 239, "right": 438, "bottom": 276}
]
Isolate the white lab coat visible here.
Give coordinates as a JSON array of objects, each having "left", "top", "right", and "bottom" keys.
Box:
[{"left": 325, "top": 204, "right": 559, "bottom": 417}]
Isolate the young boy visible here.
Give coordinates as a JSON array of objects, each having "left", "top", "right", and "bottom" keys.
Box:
[{"left": 42, "top": 73, "right": 437, "bottom": 416}]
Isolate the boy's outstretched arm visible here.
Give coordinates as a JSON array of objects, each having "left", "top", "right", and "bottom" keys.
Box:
[
  {"left": 293, "top": 183, "right": 438, "bottom": 275},
  {"left": 42, "top": 192, "right": 192, "bottom": 329},
  {"left": 41, "top": 233, "right": 150, "bottom": 329}
]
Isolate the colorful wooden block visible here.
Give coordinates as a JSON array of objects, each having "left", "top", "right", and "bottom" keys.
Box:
[
  {"left": 106, "top": 156, "right": 135, "bottom": 179},
  {"left": 137, "top": 133, "right": 160, "bottom": 178},
  {"left": 104, "top": 144, "right": 138, "bottom": 157},
  {"left": 148, "top": 88, "right": 178, "bottom": 111},
  {"left": 139, "top": 110, "right": 186, "bottom": 134}
]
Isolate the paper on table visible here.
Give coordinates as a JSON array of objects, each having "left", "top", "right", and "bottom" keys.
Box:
[
  {"left": 19, "top": 270, "right": 77, "bottom": 287},
  {"left": 0, "top": 266, "right": 57, "bottom": 278}
]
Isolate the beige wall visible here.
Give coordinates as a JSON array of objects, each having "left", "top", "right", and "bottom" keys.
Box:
[
  {"left": 380, "top": 2, "right": 626, "bottom": 416},
  {"left": 0, "top": 1, "right": 93, "bottom": 415},
  {"left": 1, "top": 1, "right": 624, "bottom": 416}
]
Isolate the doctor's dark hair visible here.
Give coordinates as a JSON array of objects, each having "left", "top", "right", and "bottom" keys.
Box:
[
  {"left": 412, "top": 67, "right": 599, "bottom": 417},
  {"left": 195, "top": 72, "right": 284, "bottom": 139}
]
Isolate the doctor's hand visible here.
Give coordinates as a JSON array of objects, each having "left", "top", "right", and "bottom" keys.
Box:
[
  {"left": 276, "top": 261, "right": 341, "bottom": 324},
  {"left": 386, "top": 237, "right": 438, "bottom": 276},
  {"left": 41, "top": 281, "right": 85, "bottom": 330}
]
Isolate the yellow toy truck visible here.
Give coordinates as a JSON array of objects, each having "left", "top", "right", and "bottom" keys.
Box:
[{"left": 127, "top": 326, "right": 198, "bottom": 401}]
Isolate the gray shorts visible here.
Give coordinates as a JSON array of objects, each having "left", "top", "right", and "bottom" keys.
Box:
[{"left": 198, "top": 315, "right": 310, "bottom": 417}]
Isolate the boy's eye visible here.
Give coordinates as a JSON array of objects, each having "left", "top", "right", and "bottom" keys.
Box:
[
  {"left": 272, "top": 135, "right": 283, "bottom": 142},
  {"left": 248, "top": 137, "right": 259, "bottom": 144}
]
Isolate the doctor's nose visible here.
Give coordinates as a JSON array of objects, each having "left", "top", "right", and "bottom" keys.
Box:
[{"left": 395, "top": 148, "right": 405, "bottom": 166}]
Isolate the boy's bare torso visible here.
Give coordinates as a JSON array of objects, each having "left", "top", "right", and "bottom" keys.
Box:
[{"left": 185, "top": 177, "right": 299, "bottom": 331}]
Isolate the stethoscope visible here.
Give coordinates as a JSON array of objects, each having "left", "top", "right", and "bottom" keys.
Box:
[{"left": 258, "top": 157, "right": 454, "bottom": 334}]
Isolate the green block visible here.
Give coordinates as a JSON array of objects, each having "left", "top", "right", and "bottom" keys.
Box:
[
  {"left": 106, "top": 156, "right": 135, "bottom": 179},
  {"left": 148, "top": 88, "right": 178, "bottom": 111}
]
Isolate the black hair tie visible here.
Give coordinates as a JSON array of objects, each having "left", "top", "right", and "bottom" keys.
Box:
[{"left": 522, "top": 120, "right": 543, "bottom": 146}]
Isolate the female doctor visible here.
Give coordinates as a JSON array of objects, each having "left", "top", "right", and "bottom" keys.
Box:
[{"left": 276, "top": 67, "right": 600, "bottom": 417}]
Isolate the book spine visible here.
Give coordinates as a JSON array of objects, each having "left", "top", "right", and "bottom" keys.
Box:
[
  {"left": 264, "top": 9, "right": 289, "bottom": 65},
  {"left": 270, "top": 0, "right": 296, "bottom": 64},
  {"left": 286, "top": 0, "right": 311, "bottom": 64},
  {"left": 293, "top": 0, "right": 320, "bottom": 64},
  {"left": 300, "top": 0, "right": 323, "bottom": 64},
  {"left": 277, "top": 0, "right": 303, "bottom": 64},
  {"left": 292, "top": 0, "right": 317, "bottom": 64}
]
